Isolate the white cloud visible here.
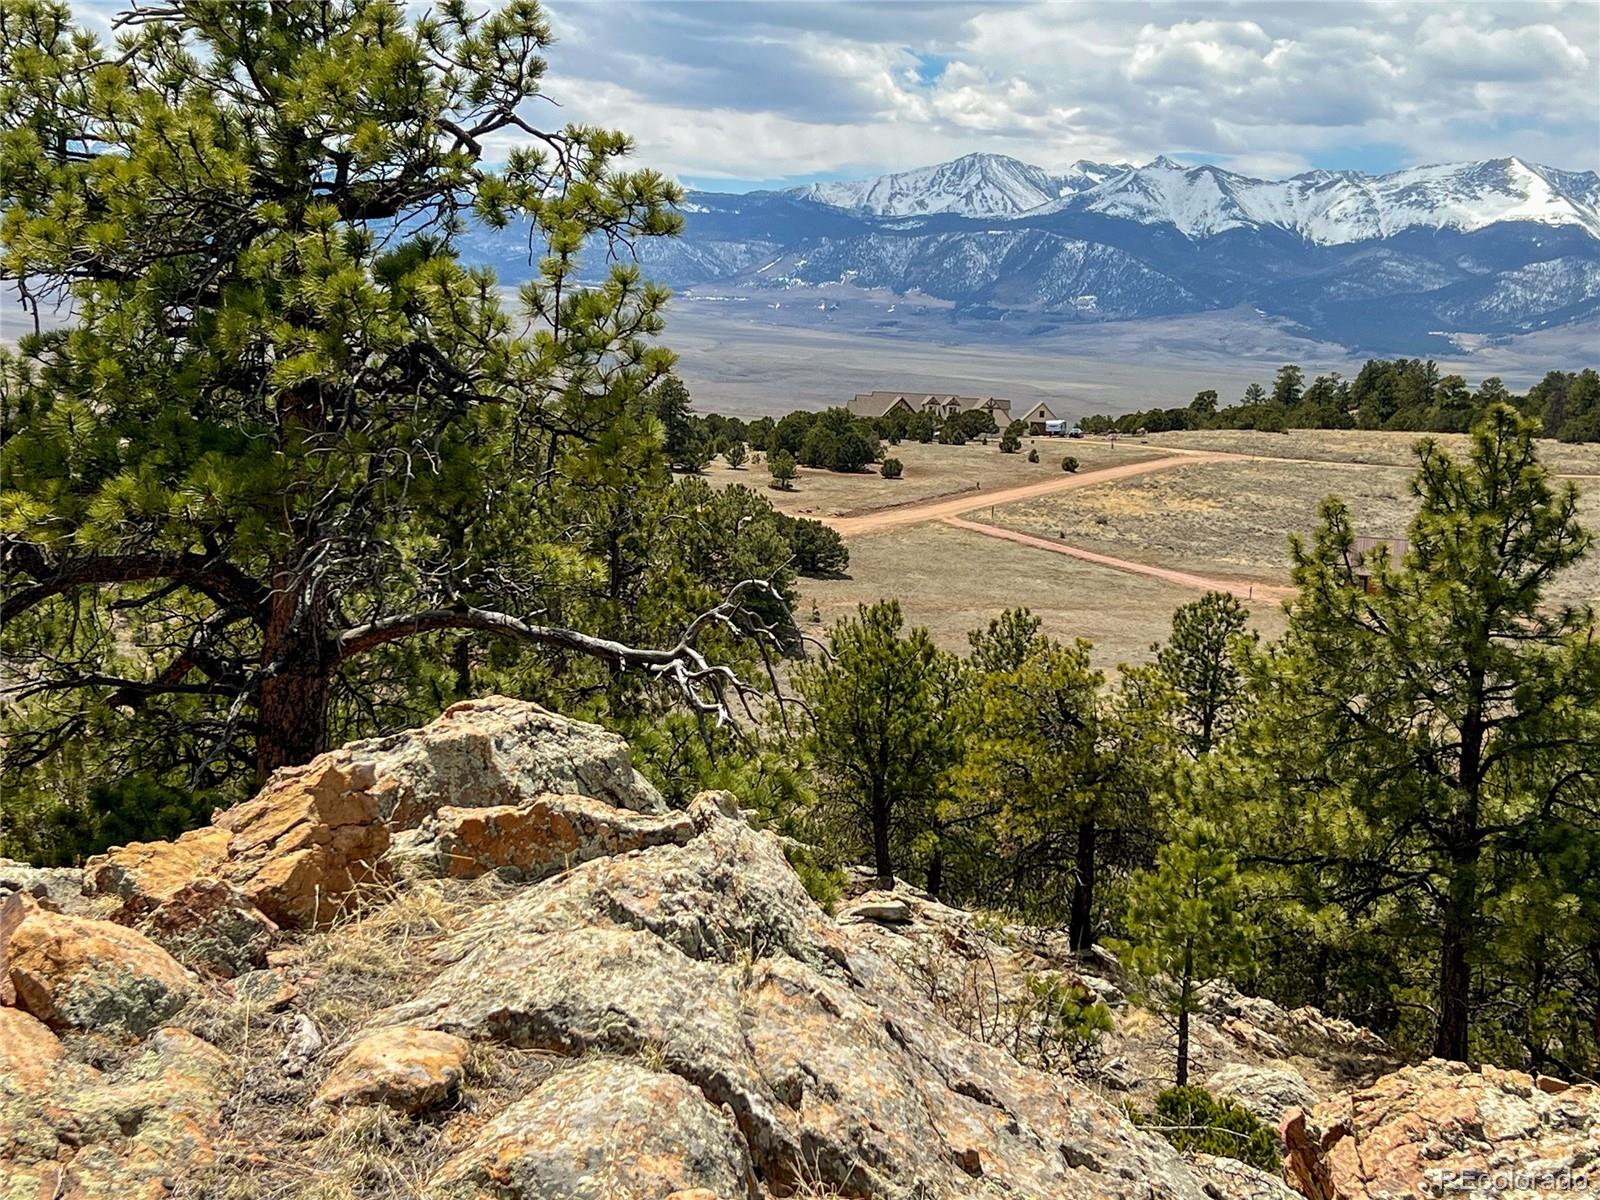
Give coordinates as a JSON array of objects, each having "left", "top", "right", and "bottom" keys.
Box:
[{"left": 65, "top": 0, "right": 1600, "bottom": 185}]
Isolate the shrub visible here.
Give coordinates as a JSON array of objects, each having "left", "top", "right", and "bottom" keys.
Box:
[
  {"left": 781, "top": 515, "right": 849, "bottom": 576},
  {"left": 881, "top": 457, "right": 903, "bottom": 479},
  {"left": 1131, "top": 1087, "right": 1279, "bottom": 1172},
  {"left": 937, "top": 423, "right": 966, "bottom": 446},
  {"left": 723, "top": 440, "right": 747, "bottom": 469},
  {"left": 797, "top": 407, "right": 881, "bottom": 472},
  {"left": 1027, "top": 447, "right": 1039, "bottom": 463},
  {"left": 768, "top": 449, "right": 797, "bottom": 490},
  {"left": 1061, "top": 456, "right": 1079, "bottom": 473},
  {"left": 1000, "top": 433, "right": 1021, "bottom": 454}
]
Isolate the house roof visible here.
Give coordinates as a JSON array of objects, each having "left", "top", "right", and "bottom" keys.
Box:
[{"left": 847, "top": 391, "right": 1018, "bottom": 419}]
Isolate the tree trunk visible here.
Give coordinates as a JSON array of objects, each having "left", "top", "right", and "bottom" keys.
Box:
[
  {"left": 870, "top": 785, "right": 893, "bottom": 887},
  {"left": 253, "top": 564, "right": 332, "bottom": 780},
  {"left": 255, "top": 667, "right": 332, "bottom": 779},
  {"left": 453, "top": 636, "right": 473, "bottom": 699},
  {"left": 1176, "top": 940, "right": 1193, "bottom": 1088},
  {"left": 925, "top": 836, "right": 944, "bottom": 900},
  {"left": 1069, "top": 816, "right": 1097, "bottom": 952},
  {"left": 1433, "top": 895, "right": 1472, "bottom": 1061}
]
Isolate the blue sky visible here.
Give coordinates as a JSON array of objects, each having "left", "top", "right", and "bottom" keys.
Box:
[{"left": 72, "top": 1, "right": 1599, "bottom": 190}]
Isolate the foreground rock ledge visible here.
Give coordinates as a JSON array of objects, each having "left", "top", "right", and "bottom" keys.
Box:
[{"left": 10, "top": 697, "right": 1571, "bottom": 1199}]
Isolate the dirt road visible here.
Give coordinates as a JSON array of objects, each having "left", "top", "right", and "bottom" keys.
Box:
[
  {"left": 826, "top": 452, "right": 1234, "bottom": 537},
  {"left": 943, "top": 516, "right": 1296, "bottom": 602}
]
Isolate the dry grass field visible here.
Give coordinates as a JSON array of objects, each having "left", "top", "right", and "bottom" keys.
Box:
[
  {"left": 795, "top": 521, "right": 1290, "bottom": 671},
  {"left": 992, "top": 457, "right": 1600, "bottom": 610},
  {"left": 1145, "top": 428, "right": 1600, "bottom": 476},
  {"left": 781, "top": 429, "right": 1598, "bottom": 669},
  {"left": 703, "top": 436, "right": 1164, "bottom": 518}
]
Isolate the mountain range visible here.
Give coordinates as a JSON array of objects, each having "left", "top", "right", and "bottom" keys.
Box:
[{"left": 467, "top": 153, "right": 1600, "bottom": 354}]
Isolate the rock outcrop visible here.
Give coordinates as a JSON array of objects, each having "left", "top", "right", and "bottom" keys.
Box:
[
  {"left": 2, "top": 892, "right": 194, "bottom": 1036},
  {"left": 5, "top": 698, "right": 1578, "bottom": 1199},
  {"left": 1, "top": 1024, "right": 236, "bottom": 1200},
  {"left": 390, "top": 793, "right": 694, "bottom": 882},
  {"left": 379, "top": 791, "right": 1212, "bottom": 1198},
  {"left": 1207, "top": 1062, "right": 1320, "bottom": 1127},
  {"left": 428, "top": 1057, "right": 757, "bottom": 1199},
  {"left": 1280, "top": 1059, "right": 1600, "bottom": 1200}
]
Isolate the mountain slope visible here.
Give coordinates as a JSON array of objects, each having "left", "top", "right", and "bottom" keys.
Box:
[{"left": 461, "top": 152, "right": 1600, "bottom": 354}]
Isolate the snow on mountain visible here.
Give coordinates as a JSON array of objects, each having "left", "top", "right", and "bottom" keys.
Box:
[
  {"left": 794, "top": 153, "right": 1600, "bottom": 244},
  {"left": 792, "top": 152, "right": 1133, "bottom": 217}
]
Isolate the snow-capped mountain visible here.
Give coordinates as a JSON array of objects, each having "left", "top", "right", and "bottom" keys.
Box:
[
  {"left": 792, "top": 152, "right": 1133, "bottom": 217},
  {"left": 464, "top": 151, "right": 1600, "bottom": 353},
  {"left": 1064, "top": 156, "right": 1600, "bottom": 244},
  {"left": 793, "top": 153, "right": 1600, "bottom": 243}
]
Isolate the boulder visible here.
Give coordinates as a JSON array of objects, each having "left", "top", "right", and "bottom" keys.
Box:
[
  {"left": 380, "top": 800, "right": 1215, "bottom": 1199},
  {"left": 315, "top": 1025, "right": 470, "bottom": 1113},
  {"left": 0, "top": 1025, "right": 235, "bottom": 1200},
  {"left": 322, "top": 695, "right": 665, "bottom": 830},
  {"left": 0, "top": 857, "right": 86, "bottom": 913},
  {"left": 1, "top": 892, "right": 193, "bottom": 1036},
  {"left": 139, "top": 878, "right": 279, "bottom": 977},
  {"left": 426, "top": 1058, "right": 756, "bottom": 1199},
  {"left": 839, "top": 894, "right": 914, "bottom": 924},
  {"left": 81, "top": 697, "right": 662, "bottom": 930},
  {"left": 0, "top": 1007, "right": 65, "bottom": 1096},
  {"left": 1207, "top": 1062, "right": 1319, "bottom": 1127},
  {"left": 211, "top": 754, "right": 392, "bottom": 927},
  {"left": 85, "top": 826, "right": 232, "bottom": 920},
  {"left": 1279, "top": 1059, "right": 1600, "bottom": 1200},
  {"left": 392, "top": 794, "right": 693, "bottom": 882}
]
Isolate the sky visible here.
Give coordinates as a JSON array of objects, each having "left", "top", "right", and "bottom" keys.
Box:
[
  {"left": 71, "top": 1, "right": 1600, "bottom": 191},
  {"left": 531, "top": 0, "right": 1600, "bottom": 190}
]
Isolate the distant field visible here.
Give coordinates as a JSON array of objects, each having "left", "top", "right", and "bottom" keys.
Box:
[
  {"left": 796, "top": 522, "right": 1290, "bottom": 671},
  {"left": 1146, "top": 428, "right": 1600, "bottom": 476},
  {"left": 703, "top": 436, "right": 1163, "bottom": 519},
  {"left": 993, "top": 457, "right": 1600, "bottom": 609}
]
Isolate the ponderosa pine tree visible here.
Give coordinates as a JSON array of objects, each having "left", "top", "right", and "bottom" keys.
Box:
[
  {"left": 1152, "top": 592, "right": 1255, "bottom": 758},
  {"left": 1245, "top": 405, "right": 1600, "bottom": 1061},
  {"left": 0, "top": 0, "right": 785, "bottom": 810},
  {"left": 953, "top": 637, "right": 1143, "bottom": 947},
  {"left": 1123, "top": 808, "right": 1254, "bottom": 1086},
  {"left": 794, "top": 601, "right": 961, "bottom": 886}
]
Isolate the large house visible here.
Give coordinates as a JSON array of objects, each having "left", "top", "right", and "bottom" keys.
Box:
[{"left": 848, "top": 391, "right": 1059, "bottom": 434}]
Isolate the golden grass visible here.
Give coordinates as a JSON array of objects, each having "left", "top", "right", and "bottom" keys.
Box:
[{"left": 702, "top": 436, "right": 1165, "bottom": 519}]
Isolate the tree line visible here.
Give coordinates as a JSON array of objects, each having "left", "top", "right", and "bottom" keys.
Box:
[{"left": 1080, "top": 361, "right": 1600, "bottom": 443}]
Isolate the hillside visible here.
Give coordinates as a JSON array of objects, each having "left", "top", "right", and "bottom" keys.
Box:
[{"left": 4, "top": 699, "right": 1596, "bottom": 1199}]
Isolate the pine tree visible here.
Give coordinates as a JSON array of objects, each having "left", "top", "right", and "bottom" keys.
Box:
[
  {"left": 1271, "top": 365, "right": 1304, "bottom": 408},
  {"left": 767, "top": 450, "right": 797, "bottom": 491},
  {"left": 1245, "top": 405, "right": 1600, "bottom": 1060},
  {"left": 0, "top": 0, "right": 783, "bottom": 813},
  {"left": 1123, "top": 808, "right": 1254, "bottom": 1086},
  {"left": 793, "top": 602, "right": 961, "bottom": 885},
  {"left": 1153, "top": 592, "right": 1256, "bottom": 757}
]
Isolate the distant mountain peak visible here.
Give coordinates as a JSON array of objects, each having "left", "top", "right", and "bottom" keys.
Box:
[{"left": 781, "top": 152, "right": 1600, "bottom": 243}]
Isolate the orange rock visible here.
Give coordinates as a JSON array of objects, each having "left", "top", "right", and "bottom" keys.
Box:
[
  {"left": 86, "top": 825, "right": 232, "bottom": 921},
  {"left": 2, "top": 891, "right": 194, "bottom": 1036},
  {"left": 212, "top": 757, "right": 391, "bottom": 927},
  {"left": 412, "top": 795, "right": 693, "bottom": 882},
  {"left": 0, "top": 1007, "right": 65, "bottom": 1094},
  {"left": 314, "top": 1026, "right": 470, "bottom": 1113},
  {"left": 1281, "top": 1059, "right": 1600, "bottom": 1200}
]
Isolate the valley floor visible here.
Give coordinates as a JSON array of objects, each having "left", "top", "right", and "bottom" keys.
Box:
[{"left": 725, "top": 431, "right": 1600, "bottom": 667}]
